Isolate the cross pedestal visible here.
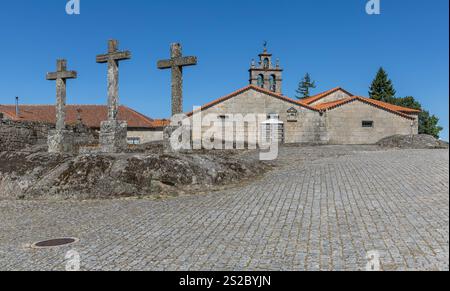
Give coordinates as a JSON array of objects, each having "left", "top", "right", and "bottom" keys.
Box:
[
  {"left": 99, "top": 120, "right": 128, "bottom": 153},
  {"left": 162, "top": 124, "right": 192, "bottom": 154},
  {"left": 48, "top": 129, "right": 75, "bottom": 154}
]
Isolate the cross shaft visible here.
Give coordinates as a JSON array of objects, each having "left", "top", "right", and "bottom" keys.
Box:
[
  {"left": 157, "top": 43, "right": 197, "bottom": 116},
  {"left": 46, "top": 59, "right": 77, "bottom": 131},
  {"left": 96, "top": 40, "right": 131, "bottom": 120}
]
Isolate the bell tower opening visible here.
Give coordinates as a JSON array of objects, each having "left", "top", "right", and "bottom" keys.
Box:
[{"left": 249, "top": 43, "right": 283, "bottom": 94}]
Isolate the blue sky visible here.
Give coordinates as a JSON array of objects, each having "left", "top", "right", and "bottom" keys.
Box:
[{"left": 0, "top": 0, "right": 448, "bottom": 140}]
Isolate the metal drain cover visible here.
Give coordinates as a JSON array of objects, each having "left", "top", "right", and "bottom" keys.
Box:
[{"left": 32, "top": 238, "right": 78, "bottom": 248}]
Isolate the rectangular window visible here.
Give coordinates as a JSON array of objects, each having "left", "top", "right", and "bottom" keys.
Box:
[
  {"left": 267, "top": 113, "right": 279, "bottom": 120},
  {"left": 127, "top": 137, "right": 141, "bottom": 145},
  {"left": 218, "top": 115, "right": 229, "bottom": 120},
  {"left": 362, "top": 121, "right": 374, "bottom": 128}
]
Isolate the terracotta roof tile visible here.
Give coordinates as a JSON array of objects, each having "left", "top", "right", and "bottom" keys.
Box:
[
  {"left": 301, "top": 87, "right": 354, "bottom": 105},
  {"left": 360, "top": 98, "right": 421, "bottom": 114},
  {"left": 313, "top": 97, "right": 355, "bottom": 110},
  {"left": 0, "top": 105, "right": 159, "bottom": 128},
  {"left": 313, "top": 96, "right": 419, "bottom": 120}
]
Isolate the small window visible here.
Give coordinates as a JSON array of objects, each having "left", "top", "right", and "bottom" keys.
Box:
[
  {"left": 362, "top": 121, "right": 374, "bottom": 128},
  {"left": 127, "top": 137, "right": 141, "bottom": 145},
  {"left": 218, "top": 115, "right": 229, "bottom": 120},
  {"left": 267, "top": 113, "right": 279, "bottom": 120}
]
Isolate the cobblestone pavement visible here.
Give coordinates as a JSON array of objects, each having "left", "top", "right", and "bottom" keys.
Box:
[{"left": 0, "top": 146, "right": 448, "bottom": 271}]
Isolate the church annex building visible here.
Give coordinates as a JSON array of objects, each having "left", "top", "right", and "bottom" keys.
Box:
[{"left": 0, "top": 47, "right": 421, "bottom": 146}]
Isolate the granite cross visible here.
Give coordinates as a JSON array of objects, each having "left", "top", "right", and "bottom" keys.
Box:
[
  {"left": 96, "top": 40, "right": 131, "bottom": 120},
  {"left": 157, "top": 43, "right": 197, "bottom": 116},
  {"left": 46, "top": 59, "right": 77, "bottom": 131}
]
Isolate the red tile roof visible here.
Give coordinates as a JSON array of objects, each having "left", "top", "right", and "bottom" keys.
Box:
[
  {"left": 314, "top": 96, "right": 419, "bottom": 120},
  {"left": 187, "top": 85, "right": 320, "bottom": 116},
  {"left": 360, "top": 98, "right": 421, "bottom": 114},
  {"left": 313, "top": 97, "right": 355, "bottom": 110},
  {"left": 300, "top": 87, "right": 354, "bottom": 105},
  {"left": 0, "top": 105, "right": 162, "bottom": 128}
]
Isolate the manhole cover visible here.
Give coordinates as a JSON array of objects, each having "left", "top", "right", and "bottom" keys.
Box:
[{"left": 32, "top": 238, "right": 78, "bottom": 248}]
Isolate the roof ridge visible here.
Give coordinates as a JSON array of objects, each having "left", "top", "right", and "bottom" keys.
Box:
[
  {"left": 186, "top": 85, "right": 320, "bottom": 117},
  {"left": 120, "top": 105, "right": 155, "bottom": 123},
  {"left": 301, "top": 87, "right": 353, "bottom": 105},
  {"left": 318, "top": 96, "right": 415, "bottom": 120},
  {"left": 0, "top": 104, "right": 159, "bottom": 128}
]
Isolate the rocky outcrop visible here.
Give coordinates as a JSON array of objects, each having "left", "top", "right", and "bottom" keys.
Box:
[
  {"left": 0, "top": 145, "right": 269, "bottom": 200},
  {"left": 377, "top": 134, "right": 449, "bottom": 149}
]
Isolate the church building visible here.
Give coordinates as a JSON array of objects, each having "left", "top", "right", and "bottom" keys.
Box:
[{"left": 187, "top": 47, "right": 420, "bottom": 145}]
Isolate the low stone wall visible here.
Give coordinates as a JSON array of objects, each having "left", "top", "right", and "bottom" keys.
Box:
[
  {"left": 0, "top": 120, "right": 98, "bottom": 152},
  {"left": 0, "top": 120, "right": 51, "bottom": 151}
]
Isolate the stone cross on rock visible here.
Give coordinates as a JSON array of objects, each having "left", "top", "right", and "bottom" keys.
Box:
[
  {"left": 46, "top": 59, "right": 77, "bottom": 131},
  {"left": 158, "top": 43, "right": 197, "bottom": 116},
  {"left": 96, "top": 40, "right": 131, "bottom": 120}
]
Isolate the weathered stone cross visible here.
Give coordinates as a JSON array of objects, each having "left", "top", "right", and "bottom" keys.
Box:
[
  {"left": 158, "top": 43, "right": 197, "bottom": 116},
  {"left": 46, "top": 59, "right": 77, "bottom": 131},
  {"left": 96, "top": 40, "right": 131, "bottom": 120}
]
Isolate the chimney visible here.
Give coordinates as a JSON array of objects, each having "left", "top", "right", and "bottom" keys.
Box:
[{"left": 15, "top": 96, "right": 20, "bottom": 118}]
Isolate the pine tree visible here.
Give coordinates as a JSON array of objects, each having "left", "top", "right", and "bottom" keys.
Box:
[
  {"left": 369, "top": 67, "right": 397, "bottom": 102},
  {"left": 296, "top": 73, "right": 316, "bottom": 99}
]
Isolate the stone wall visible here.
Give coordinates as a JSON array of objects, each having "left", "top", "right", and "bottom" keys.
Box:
[
  {"left": 325, "top": 100, "right": 417, "bottom": 144},
  {"left": 0, "top": 119, "right": 98, "bottom": 152},
  {"left": 0, "top": 120, "right": 51, "bottom": 151}
]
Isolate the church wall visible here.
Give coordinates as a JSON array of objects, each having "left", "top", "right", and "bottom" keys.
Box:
[
  {"left": 190, "top": 89, "right": 328, "bottom": 145},
  {"left": 407, "top": 113, "right": 420, "bottom": 135},
  {"left": 309, "top": 90, "right": 352, "bottom": 106},
  {"left": 326, "top": 101, "right": 417, "bottom": 145}
]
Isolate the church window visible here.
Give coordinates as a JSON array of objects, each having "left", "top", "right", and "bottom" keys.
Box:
[
  {"left": 218, "top": 115, "right": 229, "bottom": 120},
  {"left": 257, "top": 74, "right": 264, "bottom": 88},
  {"left": 362, "top": 121, "right": 374, "bottom": 128},
  {"left": 267, "top": 113, "right": 279, "bottom": 120}
]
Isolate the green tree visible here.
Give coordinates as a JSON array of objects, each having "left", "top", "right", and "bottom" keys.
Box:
[
  {"left": 389, "top": 96, "right": 443, "bottom": 139},
  {"left": 418, "top": 111, "right": 443, "bottom": 139},
  {"left": 369, "top": 67, "right": 397, "bottom": 102},
  {"left": 296, "top": 73, "right": 316, "bottom": 99}
]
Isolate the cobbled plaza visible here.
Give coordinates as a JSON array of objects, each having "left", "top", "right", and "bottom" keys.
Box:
[{"left": 0, "top": 145, "right": 448, "bottom": 271}]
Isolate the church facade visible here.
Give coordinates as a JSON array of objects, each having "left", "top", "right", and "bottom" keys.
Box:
[{"left": 186, "top": 48, "right": 420, "bottom": 145}]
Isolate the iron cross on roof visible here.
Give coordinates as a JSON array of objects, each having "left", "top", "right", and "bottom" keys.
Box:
[
  {"left": 96, "top": 40, "right": 131, "bottom": 121},
  {"left": 46, "top": 59, "right": 77, "bottom": 131},
  {"left": 157, "top": 43, "right": 198, "bottom": 116}
]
